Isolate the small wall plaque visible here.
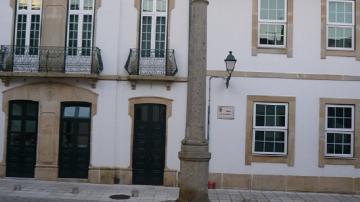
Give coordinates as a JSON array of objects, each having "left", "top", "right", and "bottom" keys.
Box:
[{"left": 217, "top": 106, "right": 235, "bottom": 120}]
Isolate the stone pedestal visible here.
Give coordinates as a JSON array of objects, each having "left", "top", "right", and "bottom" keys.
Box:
[
  {"left": 177, "top": 0, "right": 210, "bottom": 201},
  {"left": 178, "top": 143, "right": 210, "bottom": 202}
]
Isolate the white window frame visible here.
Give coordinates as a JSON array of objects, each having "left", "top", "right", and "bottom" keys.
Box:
[
  {"left": 140, "top": 0, "right": 168, "bottom": 55},
  {"left": 257, "top": 0, "right": 288, "bottom": 48},
  {"left": 324, "top": 104, "right": 354, "bottom": 157},
  {"left": 252, "top": 102, "right": 288, "bottom": 155},
  {"left": 14, "top": 0, "right": 43, "bottom": 49},
  {"left": 66, "top": 0, "right": 95, "bottom": 53},
  {"left": 326, "top": 0, "right": 355, "bottom": 51}
]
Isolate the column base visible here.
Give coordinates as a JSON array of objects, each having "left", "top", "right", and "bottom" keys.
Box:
[{"left": 177, "top": 142, "right": 211, "bottom": 202}]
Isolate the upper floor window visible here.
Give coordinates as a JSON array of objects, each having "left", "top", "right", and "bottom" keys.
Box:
[
  {"left": 325, "top": 105, "right": 354, "bottom": 157},
  {"left": 252, "top": 102, "right": 288, "bottom": 155},
  {"left": 258, "top": 0, "right": 287, "bottom": 48},
  {"left": 327, "top": 0, "right": 355, "bottom": 50},
  {"left": 140, "top": 0, "right": 168, "bottom": 58},
  {"left": 67, "top": 0, "right": 95, "bottom": 56},
  {"left": 15, "top": 0, "right": 42, "bottom": 55}
]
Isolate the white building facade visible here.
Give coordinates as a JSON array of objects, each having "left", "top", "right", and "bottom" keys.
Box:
[{"left": 0, "top": 0, "right": 359, "bottom": 194}]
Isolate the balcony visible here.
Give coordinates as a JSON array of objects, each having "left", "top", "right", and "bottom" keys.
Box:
[
  {"left": 0, "top": 45, "right": 103, "bottom": 87},
  {"left": 125, "top": 49, "right": 178, "bottom": 77}
]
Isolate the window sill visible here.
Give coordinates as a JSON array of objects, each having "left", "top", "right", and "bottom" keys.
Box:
[
  {"left": 252, "top": 153, "right": 287, "bottom": 157},
  {"left": 324, "top": 156, "right": 355, "bottom": 160},
  {"left": 252, "top": 48, "right": 290, "bottom": 56},
  {"left": 325, "top": 50, "right": 356, "bottom": 57}
]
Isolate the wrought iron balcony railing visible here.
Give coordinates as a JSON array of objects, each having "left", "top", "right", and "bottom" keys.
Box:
[
  {"left": 125, "top": 49, "right": 178, "bottom": 76},
  {"left": 0, "top": 45, "right": 103, "bottom": 74}
]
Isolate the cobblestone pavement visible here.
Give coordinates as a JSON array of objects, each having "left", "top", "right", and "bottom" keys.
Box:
[{"left": 0, "top": 178, "right": 359, "bottom": 202}]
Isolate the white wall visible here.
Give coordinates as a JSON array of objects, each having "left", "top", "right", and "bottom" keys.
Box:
[
  {"left": 0, "top": 1, "right": 13, "bottom": 45},
  {"left": 96, "top": 0, "right": 189, "bottom": 77},
  {"left": 208, "top": 77, "right": 360, "bottom": 177},
  {"left": 207, "top": 0, "right": 360, "bottom": 75},
  {"left": 90, "top": 81, "right": 187, "bottom": 169}
]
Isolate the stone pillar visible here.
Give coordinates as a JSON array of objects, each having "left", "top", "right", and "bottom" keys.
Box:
[{"left": 177, "top": 0, "right": 210, "bottom": 201}]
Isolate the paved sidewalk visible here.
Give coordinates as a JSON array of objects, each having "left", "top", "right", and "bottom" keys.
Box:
[{"left": 0, "top": 178, "right": 359, "bottom": 202}]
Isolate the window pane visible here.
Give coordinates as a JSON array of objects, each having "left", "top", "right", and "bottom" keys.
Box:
[
  {"left": 143, "top": 0, "right": 153, "bottom": 12},
  {"left": 255, "top": 131, "right": 265, "bottom": 141},
  {"left": 78, "top": 122, "right": 90, "bottom": 134},
  {"left": 31, "top": 0, "right": 41, "bottom": 10},
  {"left": 275, "top": 143, "right": 284, "bottom": 152},
  {"left": 264, "top": 142, "right": 274, "bottom": 152},
  {"left": 25, "top": 120, "right": 37, "bottom": 133},
  {"left": 266, "top": 105, "right": 275, "bottom": 115},
  {"left": 256, "top": 115, "right": 265, "bottom": 126},
  {"left": 335, "top": 144, "right": 342, "bottom": 154},
  {"left": 156, "top": 0, "right": 166, "bottom": 12},
  {"left": 11, "top": 120, "right": 22, "bottom": 132},
  {"left": 254, "top": 142, "right": 264, "bottom": 152},
  {"left": 265, "top": 131, "right": 275, "bottom": 141},
  {"left": 265, "top": 115, "right": 275, "bottom": 126},
  {"left": 12, "top": 103, "right": 22, "bottom": 116},
  {"left": 70, "top": 0, "right": 79, "bottom": 10},
  {"left": 327, "top": 144, "right": 334, "bottom": 154},
  {"left": 10, "top": 133, "right": 22, "bottom": 145},
  {"left": 274, "top": 131, "right": 284, "bottom": 141},
  {"left": 64, "top": 106, "right": 76, "bottom": 117},
  {"left": 343, "top": 145, "right": 351, "bottom": 154},
  {"left": 343, "top": 134, "right": 351, "bottom": 144},
  {"left": 327, "top": 133, "right": 334, "bottom": 143},
  {"left": 256, "top": 104, "right": 266, "bottom": 115},
  {"left": 19, "top": 0, "right": 28, "bottom": 10},
  {"left": 78, "top": 136, "right": 89, "bottom": 148},
  {"left": 276, "top": 105, "right": 285, "bottom": 115},
  {"left": 276, "top": 115, "right": 285, "bottom": 127},
  {"left": 84, "top": 0, "right": 93, "bottom": 10}
]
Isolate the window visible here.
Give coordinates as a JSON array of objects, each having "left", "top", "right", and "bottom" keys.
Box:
[
  {"left": 325, "top": 105, "right": 354, "bottom": 157},
  {"left": 319, "top": 98, "right": 360, "bottom": 168},
  {"left": 245, "top": 96, "right": 295, "bottom": 166},
  {"left": 327, "top": 0, "right": 355, "bottom": 50},
  {"left": 252, "top": 0, "right": 293, "bottom": 57},
  {"left": 258, "top": 0, "right": 287, "bottom": 48},
  {"left": 140, "top": 0, "right": 167, "bottom": 57},
  {"left": 138, "top": 0, "right": 168, "bottom": 75},
  {"left": 253, "top": 103, "right": 288, "bottom": 155},
  {"left": 14, "top": 0, "right": 42, "bottom": 55},
  {"left": 66, "top": 0, "right": 95, "bottom": 56}
]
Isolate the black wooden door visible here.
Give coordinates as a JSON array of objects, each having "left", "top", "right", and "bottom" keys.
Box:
[
  {"left": 59, "top": 103, "right": 91, "bottom": 179},
  {"left": 132, "top": 104, "right": 166, "bottom": 185},
  {"left": 6, "top": 100, "right": 39, "bottom": 178}
]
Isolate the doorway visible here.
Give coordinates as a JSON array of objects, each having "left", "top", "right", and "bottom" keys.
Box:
[
  {"left": 58, "top": 103, "right": 91, "bottom": 178},
  {"left": 132, "top": 104, "right": 166, "bottom": 185},
  {"left": 6, "top": 100, "right": 39, "bottom": 177}
]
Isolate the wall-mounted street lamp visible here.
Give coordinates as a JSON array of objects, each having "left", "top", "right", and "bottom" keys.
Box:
[
  {"left": 207, "top": 51, "right": 237, "bottom": 141},
  {"left": 224, "top": 51, "right": 237, "bottom": 88}
]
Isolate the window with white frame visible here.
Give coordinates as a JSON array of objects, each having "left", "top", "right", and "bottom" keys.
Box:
[
  {"left": 14, "top": 0, "right": 42, "bottom": 55},
  {"left": 327, "top": 0, "right": 355, "bottom": 50},
  {"left": 325, "top": 105, "right": 354, "bottom": 157},
  {"left": 258, "top": 0, "right": 287, "bottom": 48},
  {"left": 253, "top": 103, "right": 288, "bottom": 155},
  {"left": 67, "top": 0, "right": 95, "bottom": 56},
  {"left": 140, "top": 0, "right": 167, "bottom": 58}
]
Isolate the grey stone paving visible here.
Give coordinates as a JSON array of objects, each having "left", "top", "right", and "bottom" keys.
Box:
[{"left": 0, "top": 178, "right": 359, "bottom": 202}]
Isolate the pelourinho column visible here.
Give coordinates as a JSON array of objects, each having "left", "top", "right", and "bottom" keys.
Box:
[{"left": 177, "top": 0, "right": 210, "bottom": 201}]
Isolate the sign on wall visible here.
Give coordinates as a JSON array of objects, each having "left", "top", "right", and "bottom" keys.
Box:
[{"left": 217, "top": 106, "right": 235, "bottom": 120}]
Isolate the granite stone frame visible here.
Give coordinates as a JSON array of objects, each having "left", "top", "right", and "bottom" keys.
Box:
[
  {"left": 252, "top": 0, "right": 294, "bottom": 57},
  {"left": 321, "top": 0, "right": 360, "bottom": 60},
  {"left": 245, "top": 95, "right": 296, "bottom": 166},
  {"left": 319, "top": 98, "right": 360, "bottom": 168},
  {"left": 0, "top": 82, "right": 98, "bottom": 179},
  {"left": 127, "top": 96, "right": 176, "bottom": 186}
]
